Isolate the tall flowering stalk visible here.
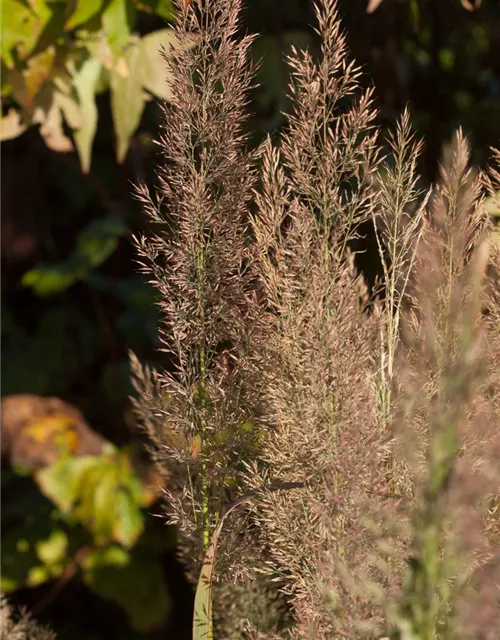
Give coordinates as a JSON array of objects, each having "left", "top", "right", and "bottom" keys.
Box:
[
  {"left": 386, "top": 133, "right": 500, "bottom": 639},
  {"left": 247, "top": 1, "right": 392, "bottom": 636},
  {"left": 132, "top": 0, "right": 500, "bottom": 637},
  {"left": 132, "top": 0, "right": 260, "bottom": 573}
]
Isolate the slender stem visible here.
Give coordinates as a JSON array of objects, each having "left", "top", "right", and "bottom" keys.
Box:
[
  {"left": 197, "top": 240, "right": 210, "bottom": 553},
  {"left": 197, "top": 18, "right": 211, "bottom": 553}
]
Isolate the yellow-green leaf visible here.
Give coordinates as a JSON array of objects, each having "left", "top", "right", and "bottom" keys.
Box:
[
  {"left": 110, "top": 41, "right": 147, "bottom": 163},
  {"left": 73, "top": 57, "right": 102, "bottom": 172},
  {"left": 77, "top": 30, "right": 114, "bottom": 69},
  {"left": 26, "top": 564, "right": 53, "bottom": 587},
  {"left": 36, "top": 456, "right": 97, "bottom": 511},
  {"left": 29, "top": 0, "right": 66, "bottom": 58},
  {"left": 55, "top": 86, "right": 83, "bottom": 131},
  {"left": 113, "top": 488, "right": 144, "bottom": 547},
  {"left": 37, "top": 450, "right": 145, "bottom": 548},
  {"left": 102, "top": 0, "right": 136, "bottom": 58},
  {"left": 136, "top": 28, "right": 176, "bottom": 100},
  {"left": 135, "top": 0, "right": 175, "bottom": 21},
  {"left": 1, "top": 512, "right": 62, "bottom": 593},
  {"left": 36, "top": 529, "right": 68, "bottom": 566},
  {"left": 65, "top": 0, "right": 105, "bottom": 31},
  {"left": 1, "top": 0, "right": 51, "bottom": 67}
]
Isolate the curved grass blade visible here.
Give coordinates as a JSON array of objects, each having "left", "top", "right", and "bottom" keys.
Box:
[{"left": 192, "top": 481, "right": 304, "bottom": 640}]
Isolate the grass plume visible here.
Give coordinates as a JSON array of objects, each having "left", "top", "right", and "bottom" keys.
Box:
[
  {"left": 131, "top": 0, "right": 261, "bottom": 578},
  {"left": 133, "top": 0, "right": 500, "bottom": 637}
]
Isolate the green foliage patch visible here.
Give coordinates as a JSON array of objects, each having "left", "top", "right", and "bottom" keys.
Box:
[
  {"left": 1, "top": 446, "right": 171, "bottom": 633},
  {"left": 1, "top": 0, "right": 178, "bottom": 170}
]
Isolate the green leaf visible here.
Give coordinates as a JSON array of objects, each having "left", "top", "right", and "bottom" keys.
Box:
[
  {"left": 22, "top": 217, "right": 127, "bottom": 295},
  {"left": 82, "top": 544, "right": 170, "bottom": 632},
  {"left": 30, "top": 0, "right": 66, "bottom": 57},
  {"left": 110, "top": 40, "right": 148, "bottom": 163},
  {"left": 102, "top": 0, "right": 136, "bottom": 57},
  {"left": 52, "top": 69, "right": 84, "bottom": 131},
  {"left": 36, "top": 456, "right": 98, "bottom": 511},
  {"left": 26, "top": 564, "right": 55, "bottom": 587},
  {"left": 72, "top": 57, "right": 102, "bottom": 172},
  {"left": 37, "top": 450, "right": 145, "bottom": 548},
  {"left": 36, "top": 528, "right": 69, "bottom": 566},
  {"left": 1, "top": 510, "right": 67, "bottom": 592},
  {"left": 21, "top": 261, "right": 82, "bottom": 297},
  {"left": 81, "top": 464, "right": 118, "bottom": 542},
  {"left": 1, "top": 531, "right": 42, "bottom": 593},
  {"left": 135, "top": 0, "right": 174, "bottom": 21},
  {"left": 1, "top": 0, "right": 27, "bottom": 68},
  {"left": 113, "top": 488, "right": 145, "bottom": 546},
  {"left": 77, "top": 217, "right": 128, "bottom": 266},
  {"left": 1, "top": 0, "right": 51, "bottom": 68},
  {"left": 65, "top": 0, "right": 105, "bottom": 31},
  {"left": 136, "top": 29, "right": 176, "bottom": 100}
]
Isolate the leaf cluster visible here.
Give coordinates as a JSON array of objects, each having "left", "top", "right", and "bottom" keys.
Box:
[
  {"left": 1, "top": 444, "right": 171, "bottom": 633},
  {"left": 1, "top": 0, "right": 181, "bottom": 170}
]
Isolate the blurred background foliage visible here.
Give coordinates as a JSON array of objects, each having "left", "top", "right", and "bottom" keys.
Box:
[{"left": 1, "top": 0, "right": 500, "bottom": 638}]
